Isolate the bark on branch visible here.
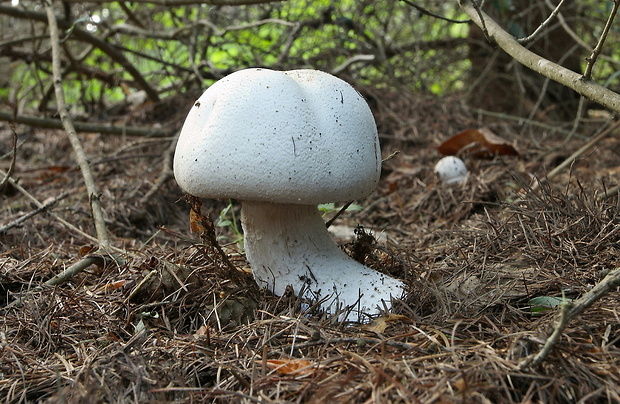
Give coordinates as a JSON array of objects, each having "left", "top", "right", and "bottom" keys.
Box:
[{"left": 457, "top": 0, "right": 620, "bottom": 114}]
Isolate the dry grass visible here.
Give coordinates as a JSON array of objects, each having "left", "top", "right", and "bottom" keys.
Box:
[{"left": 2, "top": 91, "right": 620, "bottom": 403}]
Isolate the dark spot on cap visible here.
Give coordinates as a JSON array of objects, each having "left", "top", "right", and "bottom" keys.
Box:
[{"left": 194, "top": 101, "right": 201, "bottom": 107}]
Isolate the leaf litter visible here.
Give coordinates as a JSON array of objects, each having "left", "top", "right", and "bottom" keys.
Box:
[{"left": 1, "top": 92, "right": 620, "bottom": 402}]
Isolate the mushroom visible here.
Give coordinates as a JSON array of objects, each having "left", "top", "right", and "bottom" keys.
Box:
[
  {"left": 434, "top": 156, "right": 468, "bottom": 184},
  {"left": 173, "top": 68, "right": 405, "bottom": 320}
]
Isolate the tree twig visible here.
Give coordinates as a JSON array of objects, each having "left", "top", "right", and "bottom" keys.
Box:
[
  {"left": 0, "top": 124, "right": 17, "bottom": 190},
  {"left": 457, "top": 0, "right": 620, "bottom": 114},
  {"left": 44, "top": 254, "right": 124, "bottom": 286},
  {"left": 529, "top": 119, "right": 620, "bottom": 193},
  {"left": 0, "top": 111, "right": 169, "bottom": 137},
  {"left": 518, "top": 0, "right": 568, "bottom": 45},
  {"left": 400, "top": 0, "right": 469, "bottom": 24},
  {"left": 0, "top": 169, "right": 101, "bottom": 244},
  {"left": 44, "top": 0, "right": 111, "bottom": 251},
  {"left": 519, "top": 267, "right": 620, "bottom": 369},
  {"left": 583, "top": 0, "right": 620, "bottom": 80},
  {"left": 0, "top": 192, "right": 69, "bottom": 234}
]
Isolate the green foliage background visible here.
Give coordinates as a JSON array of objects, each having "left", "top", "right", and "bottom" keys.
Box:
[
  {"left": 1, "top": 0, "right": 473, "bottom": 115},
  {"left": 1, "top": 0, "right": 619, "bottom": 117}
]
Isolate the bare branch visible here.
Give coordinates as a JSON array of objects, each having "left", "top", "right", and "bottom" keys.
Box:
[
  {"left": 0, "top": 111, "right": 169, "bottom": 137},
  {"left": 457, "top": 0, "right": 620, "bottom": 114},
  {"left": 583, "top": 0, "right": 620, "bottom": 80},
  {"left": 0, "top": 192, "right": 69, "bottom": 235},
  {"left": 400, "top": 0, "right": 469, "bottom": 24},
  {"left": 518, "top": 0, "right": 568, "bottom": 45},
  {"left": 519, "top": 266, "right": 620, "bottom": 368},
  {"left": 0, "top": 169, "right": 101, "bottom": 244},
  {"left": 44, "top": 0, "right": 111, "bottom": 250},
  {"left": 0, "top": 124, "right": 17, "bottom": 191}
]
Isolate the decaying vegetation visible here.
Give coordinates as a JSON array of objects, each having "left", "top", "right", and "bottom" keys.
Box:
[
  {"left": 2, "top": 0, "right": 620, "bottom": 402},
  {"left": 2, "top": 91, "right": 620, "bottom": 402}
]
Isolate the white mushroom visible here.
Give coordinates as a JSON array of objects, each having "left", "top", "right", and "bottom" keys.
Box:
[
  {"left": 434, "top": 156, "right": 468, "bottom": 184},
  {"left": 173, "top": 68, "right": 405, "bottom": 321}
]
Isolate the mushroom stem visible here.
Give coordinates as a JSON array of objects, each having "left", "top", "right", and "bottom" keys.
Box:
[{"left": 241, "top": 201, "right": 405, "bottom": 319}]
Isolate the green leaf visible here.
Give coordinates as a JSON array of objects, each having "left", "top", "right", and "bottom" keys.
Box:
[{"left": 529, "top": 296, "right": 572, "bottom": 316}]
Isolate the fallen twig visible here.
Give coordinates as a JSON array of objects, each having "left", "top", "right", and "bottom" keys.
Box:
[
  {"left": 0, "top": 192, "right": 69, "bottom": 234},
  {"left": 519, "top": 267, "right": 620, "bottom": 369},
  {"left": 45, "top": 253, "right": 124, "bottom": 287},
  {"left": 530, "top": 119, "right": 620, "bottom": 193},
  {"left": 0, "top": 169, "right": 101, "bottom": 244},
  {"left": 0, "top": 111, "right": 169, "bottom": 137}
]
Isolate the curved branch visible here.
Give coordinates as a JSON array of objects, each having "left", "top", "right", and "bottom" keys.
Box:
[
  {"left": 0, "top": 4, "right": 159, "bottom": 102},
  {"left": 457, "top": 0, "right": 620, "bottom": 114}
]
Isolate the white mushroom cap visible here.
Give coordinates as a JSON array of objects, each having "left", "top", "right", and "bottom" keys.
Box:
[
  {"left": 434, "top": 156, "right": 468, "bottom": 184},
  {"left": 173, "top": 68, "right": 381, "bottom": 204}
]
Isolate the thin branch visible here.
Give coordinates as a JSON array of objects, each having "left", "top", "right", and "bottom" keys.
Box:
[
  {"left": 400, "top": 0, "right": 470, "bottom": 24},
  {"left": 457, "top": 0, "right": 620, "bottom": 114},
  {"left": 519, "top": 267, "right": 620, "bottom": 369},
  {"left": 0, "top": 192, "right": 69, "bottom": 234},
  {"left": 44, "top": 253, "right": 123, "bottom": 286},
  {"left": 0, "top": 169, "right": 103, "bottom": 245},
  {"left": 44, "top": 0, "right": 111, "bottom": 250},
  {"left": 530, "top": 119, "right": 620, "bottom": 193},
  {"left": 583, "top": 0, "right": 620, "bottom": 80},
  {"left": 331, "top": 55, "right": 376, "bottom": 75},
  {"left": 468, "top": 0, "right": 490, "bottom": 42},
  {"left": 518, "top": 0, "right": 568, "bottom": 45},
  {"left": 0, "top": 111, "right": 169, "bottom": 137},
  {"left": 0, "top": 124, "right": 17, "bottom": 190}
]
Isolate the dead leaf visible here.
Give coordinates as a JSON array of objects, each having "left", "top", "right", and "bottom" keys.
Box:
[
  {"left": 383, "top": 162, "right": 423, "bottom": 192},
  {"left": 437, "top": 127, "right": 518, "bottom": 158},
  {"left": 362, "top": 313, "right": 411, "bottom": 333},
  {"left": 193, "top": 325, "right": 210, "bottom": 338},
  {"left": 78, "top": 245, "right": 97, "bottom": 257},
  {"left": 265, "top": 359, "right": 315, "bottom": 376},
  {"left": 103, "top": 280, "right": 126, "bottom": 291},
  {"left": 189, "top": 209, "right": 208, "bottom": 233}
]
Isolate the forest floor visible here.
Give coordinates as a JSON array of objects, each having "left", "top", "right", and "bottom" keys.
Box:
[{"left": 1, "top": 88, "right": 620, "bottom": 403}]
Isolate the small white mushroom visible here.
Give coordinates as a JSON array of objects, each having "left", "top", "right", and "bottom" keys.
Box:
[
  {"left": 173, "top": 68, "right": 405, "bottom": 321},
  {"left": 434, "top": 156, "right": 468, "bottom": 184}
]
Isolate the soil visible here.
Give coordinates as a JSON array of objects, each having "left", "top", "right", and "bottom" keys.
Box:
[{"left": 1, "top": 89, "right": 620, "bottom": 403}]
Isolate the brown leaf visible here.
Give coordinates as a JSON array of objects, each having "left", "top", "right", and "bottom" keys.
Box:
[
  {"left": 189, "top": 209, "right": 208, "bottom": 233},
  {"left": 383, "top": 162, "right": 423, "bottom": 192},
  {"left": 265, "top": 359, "right": 315, "bottom": 376},
  {"left": 437, "top": 127, "right": 519, "bottom": 158},
  {"left": 362, "top": 313, "right": 411, "bottom": 333},
  {"left": 78, "top": 245, "right": 97, "bottom": 257}
]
